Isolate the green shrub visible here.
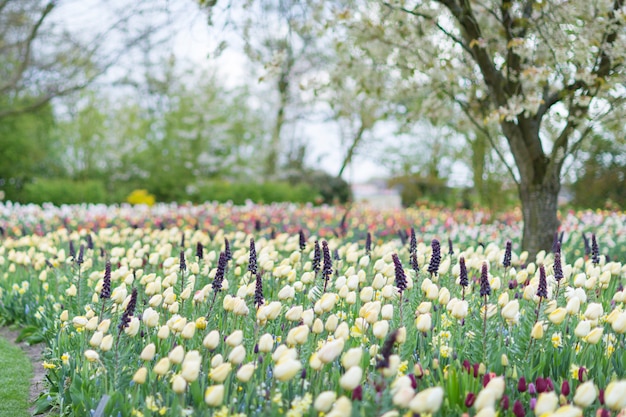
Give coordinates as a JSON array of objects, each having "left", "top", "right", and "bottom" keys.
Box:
[
  {"left": 283, "top": 169, "right": 352, "bottom": 204},
  {"left": 191, "top": 181, "right": 318, "bottom": 204},
  {"left": 18, "top": 179, "right": 108, "bottom": 205}
]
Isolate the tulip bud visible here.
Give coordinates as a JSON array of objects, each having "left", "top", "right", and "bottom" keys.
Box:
[
  {"left": 228, "top": 345, "right": 246, "bottom": 365},
  {"left": 204, "top": 385, "right": 225, "bottom": 407},
  {"left": 535, "top": 392, "right": 558, "bottom": 416},
  {"left": 531, "top": 322, "right": 544, "bottom": 339},
  {"left": 226, "top": 330, "right": 243, "bottom": 347},
  {"left": 140, "top": 343, "right": 156, "bottom": 361},
  {"left": 100, "top": 334, "right": 113, "bottom": 351},
  {"left": 573, "top": 380, "right": 597, "bottom": 408},
  {"left": 181, "top": 322, "right": 196, "bottom": 339},
  {"left": 236, "top": 363, "right": 255, "bottom": 382},
  {"left": 153, "top": 358, "right": 170, "bottom": 375},
  {"left": 84, "top": 349, "right": 99, "bottom": 362},
  {"left": 258, "top": 333, "right": 274, "bottom": 352},
  {"left": 171, "top": 374, "right": 187, "bottom": 393},
  {"left": 341, "top": 347, "right": 363, "bottom": 369},
  {"left": 209, "top": 362, "right": 232, "bottom": 382},
  {"left": 340, "top": 366, "right": 363, "bottom": 390},
  {"left": 157, "top": 325, "right": 170, "bottom": 340},
  {"left": 89, "top": 331, "right": 103, "bottom": 348},
  {"left": 274, "top": 358, "right": 302, "bottom": 382},
  {"left": 409, "top": 387, "right": 444, "bottom": 414},
  {"left": 314, "top": 391, "right": 337, "bottom": 412},
  {"left": 133, "top": 367, "right": 148, "bottom": 385}
]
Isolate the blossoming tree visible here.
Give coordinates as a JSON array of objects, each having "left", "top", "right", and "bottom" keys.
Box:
[{"left": 333, "top": 0, "right": 625, "bottom": 258}]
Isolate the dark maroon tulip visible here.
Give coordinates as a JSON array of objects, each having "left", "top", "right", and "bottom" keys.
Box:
[
  {"left": 561, "top": 380, "right": 570, "bottom": 396},
  {"left": 513, "top": 400, "right": 525, "bottom": 417},
  {"left": 518, "top": 377, "right": 527, "bottom": 393},
  {"left": 501, "top": 395, "right": 510, "bottom": 411},
  {"left": 465, "top": 392, "right": 476, "bottom": 408},
  {"left": 352, "top": 385, "right": 363, "bottom": 401}
]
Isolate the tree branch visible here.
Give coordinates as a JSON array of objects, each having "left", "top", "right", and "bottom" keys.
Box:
[
  {"left": 442, "top": 89, "right": 520, "bottom": 185},
  {"left": 0, "top": 2, "right": 55, "bottom": 94},
  {"left": 436, "top": 0, "right": 507, "bottom": 106}
]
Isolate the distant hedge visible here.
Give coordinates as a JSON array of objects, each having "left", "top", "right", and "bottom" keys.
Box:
[
  {"left": 19, "top": 179, "right": 108, "bottom": 205},
  {"left": 189, "top": 181, "right": 318, "bottom": 204},
  {"left": 11, "top": 178, "right": 322, "bottom": 206}
]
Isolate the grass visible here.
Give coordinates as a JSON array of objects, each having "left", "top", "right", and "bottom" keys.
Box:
[{"left": 0, "top": 333, "right": 32, "bottom": 417}]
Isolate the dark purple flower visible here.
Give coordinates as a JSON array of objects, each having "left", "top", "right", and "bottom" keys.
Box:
[
  {"left": 410, "top": 252, "right": 419, "bottom": 274},
  {"left": 254, "top": 272, "right": 264, "bottom": 308},
  {"left": 501, "top": 395, "right": 510, "bottom": 411},
  {"left": 392, "top": 253, "right": 407, "bottom": 293},
  {"left": 537, "top": 265, "right": 548, "bottom": 298},
  {"left": 536, "top": 377, "right": 548, "bottom": 393},
  {"left": 100, "top": 260, "right": 111, "bottom": 299},
  {"left": 248, "top": 238, "right": 257, "bottom": 275},
  {"left": 518, "top": 377, "right": 527, "bottom": 393},
  {"left": 322, "top": 240, "right": 332, "bottom": 283},
  {"left": 118, "top": 287, "right": 137, "bottom": 333},
  {"left": 503, "top": 240, "right": 512, "bottom": 268},
  {"left": 591, "top": 234, "right": 600, "bottom": 264},
  {"left": 561, "top": 380, "right": 570, "bottom": 396},
  {"left": 299, "top": 229, "right": 306, "bottom": 251},
  {"left": 528, "top": 382, "right": 536, "bottom": 395},
  {"left": 427, "top": 239, "right": 441, "bottom": 275},
  {"left": 462, "top": 359, "right": 471, "bottom": 374},
  {"left": 465, "top": 392, "right": 476, "bottom": 408},
  {"left": 407, "top": 373, "right": 417, "bottom": 389},
  {"left": 554, "top": 250, "right": 563, "bottom": 282},
  {"left": 212, "top": 251, "right": 227, "bottom": 293},
  {"left": 179, "top": 250, "right": 186, "bottom": 272},
  {"left": 224, "top": 238, "right": 232, "bottom": 261},
  {"left": 365, "top": 232, "right": 372, "bottom": 254},
  {"left": 352, "top": 385, "right": 363, "bottom": 401},
  {"left": 77, "top": 244, "right": 84, "bottom": 265},
  {"left": 376, "top": 329, "right": 398, "bottom": 370},
  {"left": 459, "top": 257, "right": 468, "bottom": 288},
  {"left": 196, "top": 242, "right": 204, "bottom": 260},
  {"left": 483, "top": 373, "right": 492, "bottom": 387},
  {"left": 410, "top": 228, "right": 417, "bottom": 253},
  {"left": 313, "top": 241, "right": 321, "bottom": 274},
  {"left": 513, "top": 400, "right": 525, "bottom": 417},
  {"left": 480, "top": 262, "right": 491, "bottom": 297}
]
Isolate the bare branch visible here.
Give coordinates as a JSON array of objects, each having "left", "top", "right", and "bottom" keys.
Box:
[
  {"left": 0, "top": 2, "right": 55, "bottom": 94},
  {"left": 440, "top": 88, "right": 520, "bottom": 184}
]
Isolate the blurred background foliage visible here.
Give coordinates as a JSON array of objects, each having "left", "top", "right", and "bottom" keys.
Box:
[{"left": 0, "top": 0, "right": 623, "bottom": 210}]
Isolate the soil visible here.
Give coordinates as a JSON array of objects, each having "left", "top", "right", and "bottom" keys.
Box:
[{"left": 0, "top": 327, "right": 46, "bottom": 414}]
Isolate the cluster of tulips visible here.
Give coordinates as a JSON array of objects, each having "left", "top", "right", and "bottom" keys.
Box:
[{"left": 0, "top": 202, "right": 626, "bottom": 416}]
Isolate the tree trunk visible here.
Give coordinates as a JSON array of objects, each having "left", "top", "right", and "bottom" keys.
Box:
[{"left": 518, "top": 180, "right": 560, "bottom": 262}]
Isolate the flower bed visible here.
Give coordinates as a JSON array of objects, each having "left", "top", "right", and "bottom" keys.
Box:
[{"left": 1, "top": 202, "right": 626, "bottom": 416}]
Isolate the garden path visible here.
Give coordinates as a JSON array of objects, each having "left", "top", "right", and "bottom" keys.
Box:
[{"left": 0, "top": 327, "right": 46, "bottom": 415}]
